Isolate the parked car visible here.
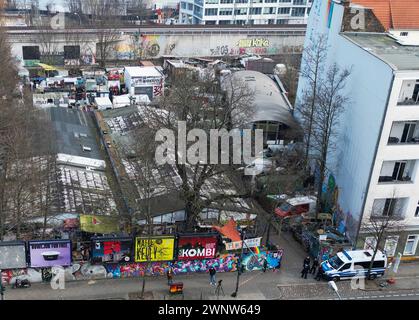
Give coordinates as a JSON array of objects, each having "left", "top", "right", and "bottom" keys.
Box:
[{"left": 275, "top": 196, "right": 316, "bottom": 218}]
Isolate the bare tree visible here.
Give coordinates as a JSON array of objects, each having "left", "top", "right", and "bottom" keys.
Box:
[
  {"left": 311, "top": 63, "right": 351, "bottom": 216},
  {"left": 360, "top": 197, "right": 405, "bottom": 279},
  {"left": 141, "top": 71, "right": 256, "bottom": 231}
]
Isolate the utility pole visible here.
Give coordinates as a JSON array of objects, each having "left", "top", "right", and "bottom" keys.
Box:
[
  {"left": 0, "top": 269, "right": 4, "bottom": 301},
  {"left": 231, "top": 228, "right": 246, "bottom": 298}
]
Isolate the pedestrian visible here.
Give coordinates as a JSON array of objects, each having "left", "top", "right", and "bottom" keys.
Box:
[
  {"left": 166, "top": 267, "right": 173, "bottom": 285},
  {"left": 209, "top": 266, "right": 217, "bottom": 286},
  {"left": 315, "top": 265, "right": 324, "bottom": 281},
  {"left": 301, "top": 257, "right": 310, "bottom": 279},
  {"left": 303, "top": 256, "right": 311, "bottom": 268},
  {"left": 310, "top": 257, "right": 319, "bottom": 275},
  {"left": 262, "top": 257, "right": 268, "bottom": 272}
]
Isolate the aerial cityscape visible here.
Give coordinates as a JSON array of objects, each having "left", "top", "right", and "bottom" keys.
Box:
[{"left": 0, "top": 0, "right": 419, "bottom": 309}]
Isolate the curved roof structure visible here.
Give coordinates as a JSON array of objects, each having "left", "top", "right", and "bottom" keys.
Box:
[{"left": 227, "top": 70, "right": 297, "bottom": 127}]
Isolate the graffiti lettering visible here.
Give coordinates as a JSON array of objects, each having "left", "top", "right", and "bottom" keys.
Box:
[
  {"left": 237, "top": 38, "right": 270, "bottom": 48},
  {"left": 210, "top": 45, "right": 229, "bottom": 56}
]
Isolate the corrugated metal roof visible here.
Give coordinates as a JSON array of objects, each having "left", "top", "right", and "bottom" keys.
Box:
[{"left": 228, "top": 71, "right": 297, "bottom": 127}]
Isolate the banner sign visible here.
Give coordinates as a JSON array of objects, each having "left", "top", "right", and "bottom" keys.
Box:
[
  {"left": 0, "top": 242, "right": 27, "bottom": 269},
  {"left": 177, "top": 235, "right": 217, "bottom": 260},
  {"left": 80, "top": 214, "right": 119, "bottom": 234},
  {"left": 91, "top": 237, "right": 133, "bottom": 264},
  {"left": 225, "top": 237, "right": 262, "bottom": 251},
  {"left": 28, "top": 240, "right": 72, "bottom": 268},
  {"left": 134, "top": 236, "right": 175, "bottom": 262}
]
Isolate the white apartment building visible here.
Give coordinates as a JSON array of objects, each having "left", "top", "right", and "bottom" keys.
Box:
[
  {"left": 296, "top": 0, "right": 419, "bottom": 258},
  {"left": 179, "top": 0, "right": 312, "bottom": 25}
]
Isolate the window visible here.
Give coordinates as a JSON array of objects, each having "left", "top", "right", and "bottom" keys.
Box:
[
  {"left": 404, "top": 235, "right": 419, "bottom": 255},
  {"left": 354, "top": 261, "right": 370, "bottom": 269},
  {"left": 205, "top": 0, "right": 219, "bottom": 3},
  {"left": 392, "top": 161, "right": 407, "bottom": 181},
  {"left": 400, "top": 32, "right": 409, "bottom": 36},
  {"left": 384, "top": 236, "right": 399, "bottom": 257},
  {"left": 22, "top": 46, "right": 40, "bottom": 60},
  {"left": 293, "top": 0, "right": 306, "bottom": 4},
  {"left": 205, "top": 8, "right": 218, "bottom": 15},
  {"left": 339, "top": 263, "right": 351, "bottom": 271},
  {"left": 278, "top": 7, "right": 290, "bottom": 14},
  {"left": 372, "top": 260, "right": 385, "bottom": 268},
  {"left": 249, "top": 7, "right": 262, "bottom": 14},
  {"left": 372, "top": 198, "right": 405, "bottom": 218},
  {"left": 400, "top": 122, "right": 417, "bottom": 143},
  {"left": 291, "top": 7, "right": 306, "bottom": 16},
  {"left": 265, "top": 0, "right": 277, "bottom": 2},
  {"left": 64, "top": 46, "right": 80, "bottom": 60},
  {"left": 234, "top": 8, "right": 247, "bottom": 15},
  {"left": 235, "top": 0, "right": 248, "bottom": 3},
  {"left": 220, "top": 0, "right": 233, "bottom": 3},
  {"left": 263, "top": 7, "right": 276, "bottom": 14},
  {"left": 415, "top": 201, "right": 419, "bottom": 217},
  {"left": 364, "top": 237, "right": 377, "bottom": 250},
  {"left": 219, "top": 8, "right": 233, "bottom": 15},
  {"left": 277, "top": 19, "right": 288, "bottom": 24}
]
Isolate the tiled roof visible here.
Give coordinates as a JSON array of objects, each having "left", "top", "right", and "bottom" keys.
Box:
[{"left": 352, "top": 0, "right": 419, "bottom": 30}]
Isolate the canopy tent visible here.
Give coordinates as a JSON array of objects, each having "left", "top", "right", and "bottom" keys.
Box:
[{"left": 37, "top": 63, "right": 58, "bottom": 71}]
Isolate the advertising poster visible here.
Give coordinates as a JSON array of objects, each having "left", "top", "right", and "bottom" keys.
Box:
[
  {"left": 177, "top": 235, "right": 217, "bottom": 261},
  {"left": 79, "top": 214, "right": 119, "bottom": 234},
  {"left": 28, "top": 240, "right": 72, "bottom": 268},
  {"left": 0, "top": 242, "right": 27, "bottom": 269},
  {"left": 134, "top": 236, "right": 175, "bottom": 262},
  {"left": 91, "top": 237, "right": 133, "bottom": 264}
]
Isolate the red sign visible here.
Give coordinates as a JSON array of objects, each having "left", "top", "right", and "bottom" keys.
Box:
[{"left": 177, "top": 236, "right": 217, "bottom": 260}]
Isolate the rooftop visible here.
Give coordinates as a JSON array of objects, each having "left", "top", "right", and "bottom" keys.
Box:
[
  {"left": 352, "top": 0, "right": 419, "bottom": 30},
  {"left": 343, "top": 33, "right": 419, "bottom": 71},
  {"left": 46, "top": 107, "right": 103, "bottom": 161},
  {"left": 124, "top": 66, "right": 163, "bottom": 78},
  {"left": 228, "top": 71, "right": 297, "bottom": 126}
]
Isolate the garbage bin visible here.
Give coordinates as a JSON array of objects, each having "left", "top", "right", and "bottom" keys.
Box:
[{"left": 169, "top": 282, "right": 184, "bottom": 294}]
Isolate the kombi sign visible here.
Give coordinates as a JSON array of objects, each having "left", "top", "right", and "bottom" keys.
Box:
[{"left": 177, "top": 235, "right": 217, "bottom": 261}]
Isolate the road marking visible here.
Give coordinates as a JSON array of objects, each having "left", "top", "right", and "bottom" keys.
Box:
[
  {"left": 408, "top": 293, "right": 414, "bottom": 296},
  {"left": 393, "top": 294, "right": 399, "bottom": 297}
]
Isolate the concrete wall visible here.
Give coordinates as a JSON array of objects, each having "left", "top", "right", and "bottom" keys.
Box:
[
  {"left": 111, "top": 33, "right": 305, "bottom": 60},
  {"left": 9, "top": 29, "right": 305, "bottom": 66}
]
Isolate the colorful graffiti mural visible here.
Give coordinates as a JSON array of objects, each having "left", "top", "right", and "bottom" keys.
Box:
[
  {"left": 241, "top": 249, "right": 283, "bottom": 271},
  {"left": 105, "top": 254, "right": 238, "bottom": 278}
]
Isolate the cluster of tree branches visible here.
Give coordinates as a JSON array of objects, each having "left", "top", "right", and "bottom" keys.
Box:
[{"left": 297, "top": 34, "right": 351, "bottom": 214}]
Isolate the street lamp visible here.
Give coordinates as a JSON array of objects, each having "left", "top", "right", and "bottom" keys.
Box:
[
  {"left": 231, "top": 228, "right": 246, "bottom": 298},
  {"left": 328, "top": 281, "right": 342, "bottom": 300}
]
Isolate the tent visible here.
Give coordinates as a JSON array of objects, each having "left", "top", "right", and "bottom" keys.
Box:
[{"left": 95, "top": 97, "right": 113, "bottom": 110}]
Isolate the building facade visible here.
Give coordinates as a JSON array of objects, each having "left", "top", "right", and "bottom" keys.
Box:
[
  {"left": 296, "top": 0, "right": 419, "bottom": 258},
  {"left": 179, "top": 0, "right": 312, "bottom": 25}
]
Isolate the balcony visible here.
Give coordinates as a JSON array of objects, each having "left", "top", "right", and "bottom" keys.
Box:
[
  {"left": 378, "top": 160, "right": 415, "bottom": 184},
  {"left": 397, "top": 80, "right": 419, "bottom": 106},
  {"left": 388, "top": 121, "right": 419, "bottom": 145}
]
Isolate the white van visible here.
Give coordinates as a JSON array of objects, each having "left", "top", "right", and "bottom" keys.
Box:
[{"left": 321, "top": 250, "right": 387, "bottom": 281}]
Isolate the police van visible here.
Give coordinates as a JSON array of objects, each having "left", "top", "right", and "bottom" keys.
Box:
[{"left": 321, "top": 250, "right": 387, "bottom": 281}]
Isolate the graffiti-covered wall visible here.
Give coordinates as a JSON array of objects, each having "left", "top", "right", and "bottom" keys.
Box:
[{"left": 113, "top": 33, "right": 305, "bottom": 60}]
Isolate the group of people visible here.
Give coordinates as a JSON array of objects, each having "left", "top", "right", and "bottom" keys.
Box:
[{"left": 301, "top": 256, "right": 324, "bottom": 281}]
